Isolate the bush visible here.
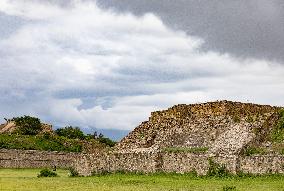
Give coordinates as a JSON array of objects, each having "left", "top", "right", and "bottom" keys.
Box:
[
  {"left": 97, "top": 137, "right": 116, "bottom": 147},
  {"left": 37, "top": 169, "right": 58, "bottom": 177},
  {"left": 69, "top": 168, "right": 80, "bottom": 177},
  {"left": 55, "top": 126, "right": 85, "bottom": 140},
  {"left": 207, "top": 158, "right": 230, "bottom": 177},
  {"left": 13, "top": 116, "right": 42, "bottom": 135}
]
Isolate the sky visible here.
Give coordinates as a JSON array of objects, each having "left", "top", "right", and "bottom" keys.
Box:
[{"left": 0, "top": 0, "right": 284, "bottom": 132}]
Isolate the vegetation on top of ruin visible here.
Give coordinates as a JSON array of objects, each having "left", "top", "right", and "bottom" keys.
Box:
[
  {"left": 0, "top": 133, "right": 98, "bottom": 152},
  {"left": 239, "top": 108, "right": 284, "bottom": 156},
  {"left": 12, "top": 116, "right": 42, "bottom": 135},
  {"left": 270, "top": 109, "right": 284, "bottom": 143},
  {"left": 0, "top": 116, "right": 116, "bottom": 152}
]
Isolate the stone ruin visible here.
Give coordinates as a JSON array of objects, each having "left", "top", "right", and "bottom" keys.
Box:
[
  {"left": 1, "top": 100, "right": 283, "bottom": 176},
  {"left": 74, "top": 100, "right": 284, "bottom": 176}
]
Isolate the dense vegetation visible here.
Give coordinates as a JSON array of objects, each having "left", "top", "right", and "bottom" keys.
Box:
[
  {"left": 55, "top": 126, "right": 85, "bottom": 140},
  {"left": 242, "top": 109, "right": 284, "bottom": 156},
  {"left": 0, "top": 133, "right": 83, "bottom": 152},
  {"left": 12, "top": 116, "right": 42, "bottom": 135},
  {"left": 0, "top": 116, "right": 116, "bottom": 152},
  {"left": 55, "top": 126, "right": 116, "bottom": 147},
  {"left": 1, "top": 169, "right": 284, "bottom": 191}
]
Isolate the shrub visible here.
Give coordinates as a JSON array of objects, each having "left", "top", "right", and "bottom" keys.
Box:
[
  {"left": 97, "top": 136, "right": 116, "bottom": 147},
  {"left": 13, "top": 116, "right": 42, "bottom": 135},
  {"left": 37, "top": 169, "right": 58, "bottom": 177},
  {"left": 207, "top": 158, "right": 230, "bottom": 177},
  {"left": 69, "top": 168, "right": 80, "bottom": 177},
  {"left": 55, "top": 126, "right": 85, "bottom": 140}
]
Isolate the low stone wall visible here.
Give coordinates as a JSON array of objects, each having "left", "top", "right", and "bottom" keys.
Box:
[
  {"left": 240, "top": 155, "right": 284, "bottom": 174},
  {"left": 75, "top": 150, "right": 161, "bottom": 176},
  {"left": 161, "top": 153, "right": 209, "bottom": 175},
  {"left": 0, "top": 149, "right": 80, "bottom": 169},
  {"left": 2, "top": 149, "right": 284, "bottom": 176},
  {"left": 75, "top": 152, "right": 108, "bottom": 176},
  {"left": 74, "top": 151, "right": 284, "bottom": 176},
  {"left": 109, "top": 151, "right": 160, "bottom": 173}
]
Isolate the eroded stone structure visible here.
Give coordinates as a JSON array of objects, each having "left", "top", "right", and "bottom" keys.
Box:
[{"left": 74, "top": 101, "right": 284, "bottom": 176}]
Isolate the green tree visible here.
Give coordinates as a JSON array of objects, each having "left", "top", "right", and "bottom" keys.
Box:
[
  {"left": 13, "top": 116, "right": 42, "bottom": 135},
  {"left": 97, "top": 135, "right": 116, "bottom": 147},
  {"left": 55, "top": 126, "right": 85, "bottom": 139}
]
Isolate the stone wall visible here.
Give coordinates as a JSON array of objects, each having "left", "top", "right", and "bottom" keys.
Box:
[
  {"left": 75, "top": 150, "right": 161, "bottom": 176},
  {"left": 161, "top": 152, "right": 209, "bottom": 175},
  {"left": 1, "top": 148, "right": 284, "bottom": 176},
  {"left": 74, "top": 151, "right": 284, "bottom": 176},
  {"left": 0, "top": 149, "right": 80, "bottom": 168},
  {"left": 240, "top": 155, "right": 284, "bottom": 174}
]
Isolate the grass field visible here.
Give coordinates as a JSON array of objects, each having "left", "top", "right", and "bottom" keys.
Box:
[{"left": 0, "top": 169, "right": 284, "bottom": 191}]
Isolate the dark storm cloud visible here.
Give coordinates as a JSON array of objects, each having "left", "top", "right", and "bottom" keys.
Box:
[{"left": 97, "top": 0, "right": 284, "bottom": 62}]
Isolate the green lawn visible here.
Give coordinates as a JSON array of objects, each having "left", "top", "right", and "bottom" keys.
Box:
[{"left": 0, "top": 169, "right": 284, "bottom": 191}]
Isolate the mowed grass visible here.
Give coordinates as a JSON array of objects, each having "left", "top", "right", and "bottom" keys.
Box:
[{"left": 0, "top": 169, "right": 284, "bottom": 191}]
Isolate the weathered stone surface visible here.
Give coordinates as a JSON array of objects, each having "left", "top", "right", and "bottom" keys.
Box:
[
  {"left": 161, "top": 153, "right": 209, "bottom": 175},
  {"left": 75, "top": 151, "right": 284, "bottom": 176},
  {"left": 116, "top": 101, "right": 278, "bottom": 152},
  {"left": 0, "top": 149, "right": 79, "bottom": 168},
  {"left": 240, "top": 155, "right": 284, "bottom": 174}
]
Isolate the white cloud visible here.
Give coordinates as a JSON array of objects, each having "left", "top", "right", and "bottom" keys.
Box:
[{"left": 0, "top": 0, "right": 284, "bottom": 130}]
